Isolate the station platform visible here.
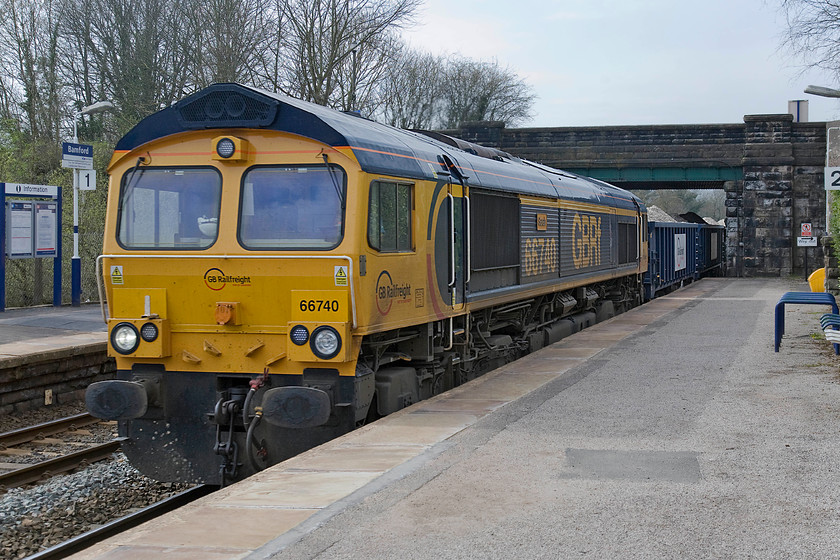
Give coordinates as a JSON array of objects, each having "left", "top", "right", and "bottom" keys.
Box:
[
  {"left": 0, "top": 304, "right": 106, "bottom": 359},
  {"left": 69, "top": 278, "right": 840, "bottom": 559},
  {"left": 0, "top": 304, "right": 106, "bottom": 371}
]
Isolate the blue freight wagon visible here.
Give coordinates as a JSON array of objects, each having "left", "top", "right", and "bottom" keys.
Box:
[{"left": 644, "top": 221, "right": 725, "bottom": 301}]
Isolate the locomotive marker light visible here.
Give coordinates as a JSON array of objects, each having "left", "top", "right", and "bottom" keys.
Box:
[
  {"left": 212, "top": 136, "right": 249, "bottom": 162},
  {"left": 216, "top": 137, "right": 236, "bottom": 158},
  {"left": 140, "top": 322, "right": 159, "bottom": 342},
  {"left": 289, "top": 324, "right": 310, "bottom": 345},
  {"left": 66, "top": 100, "right": 114, "bottom": 306}
]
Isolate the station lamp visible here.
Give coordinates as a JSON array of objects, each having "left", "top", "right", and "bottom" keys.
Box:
[{"left": 71, "top": 100, "right": 114, "bottom": 306}]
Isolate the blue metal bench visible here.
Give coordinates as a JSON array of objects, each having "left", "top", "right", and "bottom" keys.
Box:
[
  {"left": 820, "top": 313, "right": 840, "bottom": 328},
  {"left": 774, "top": 292, "right": 839, "bottom": 353},
  {"left": 820, "top": 313, "right": 840, "bottom": 354}
]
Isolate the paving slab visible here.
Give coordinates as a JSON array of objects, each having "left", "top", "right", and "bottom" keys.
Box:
[
  {"left": 258, "top": 278, "right": 840, "bottom": 560},
  {"left": 67, "top": 278, "right": 840, "bottom": 560},
  {"left": 0, "top": 304, "right": 107, "bottom": 363}
]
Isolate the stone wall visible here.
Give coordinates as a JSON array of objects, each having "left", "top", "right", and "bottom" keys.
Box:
[
  {"left": 0, "top": 342, "right": 114, "bottom": 415},
  {"left": 446, "top": 116, "right": 828, "bottom": 277},
  {"left": 463, "top": 123, "right": 746, "bottom": 169}
]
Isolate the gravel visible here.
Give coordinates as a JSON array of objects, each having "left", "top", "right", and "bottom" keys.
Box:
[
  {"left": 0, "top": 402, "right": 89, "bottom": 433},
  {"left": 0, "top": 402, "right": 191, "bottom": 560}
]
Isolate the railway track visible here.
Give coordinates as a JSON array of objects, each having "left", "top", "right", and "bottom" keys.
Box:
[
  {"left": 0, "top": 413, "right": 120, "bottom": 491},
  {"left": 0, "top": 413, "right": 99, "bottom": 448},
  {"left": 24, "top": 485, "right": 215, "bottom": 560}
]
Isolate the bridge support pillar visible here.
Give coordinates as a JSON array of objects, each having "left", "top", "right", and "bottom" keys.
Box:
[
  {"left": 734, "top": 114, "right": 826, "bottom": 278},
  {"left": 735, "top": 114, "right": 795, "bottom": 277}
]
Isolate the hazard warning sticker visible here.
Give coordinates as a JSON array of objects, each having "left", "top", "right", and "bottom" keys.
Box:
[
  {"left": 110, "top": 265, "right": 124, "bottom": 285},
  {"left": 334, "top": 265, "right": 348, "bottom": 286}
]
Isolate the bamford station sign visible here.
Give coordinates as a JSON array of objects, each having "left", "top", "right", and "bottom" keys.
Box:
[{"left": 61, "top": 142, "right": 93, "bottom": 170}]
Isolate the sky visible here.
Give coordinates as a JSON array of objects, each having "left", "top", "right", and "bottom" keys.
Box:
[{"left": 402, "top": 0, "right": 840, "bottom": 127}]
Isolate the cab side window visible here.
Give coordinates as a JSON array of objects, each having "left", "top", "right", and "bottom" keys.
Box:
[{"left": 368, "top": 181, "right": 412, "bottom": 252}]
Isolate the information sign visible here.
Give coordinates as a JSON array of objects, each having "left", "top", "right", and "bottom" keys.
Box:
[
  {"left": 61, "top": 142, "right": 93, "bottom": 170},
  {"left": 35, "top": 202, "right": 57, "bottom": 257},
  {"left": 798, "top": 237, "right": 818, "bottom": 247},
  {"left": 6, "top": 200, "right": 34, "bottom": 258},
  {"left": 4, "top": 183, "right": 58, "bottom": 197}
]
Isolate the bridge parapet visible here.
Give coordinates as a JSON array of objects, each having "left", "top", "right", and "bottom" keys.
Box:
[{"left": 447, "top": 115, "right": 827, "bottom": 277}]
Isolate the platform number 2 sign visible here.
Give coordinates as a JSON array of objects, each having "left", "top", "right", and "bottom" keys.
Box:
[{"left": 825, "top": 167, "right": 840, "bottom": 190}]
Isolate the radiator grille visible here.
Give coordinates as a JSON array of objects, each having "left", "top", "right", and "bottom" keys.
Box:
[{"left": 175, "top": 88, "right": 278, "bottom": 128}]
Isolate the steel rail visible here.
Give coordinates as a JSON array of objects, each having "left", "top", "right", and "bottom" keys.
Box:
[
  {"left": 0, "top": 439, "right": 123, "bottom": 490},
  {"left": 0, "top": 413, "right": 99, "bottom": 448},
  {"left": 24, "top": 485, "right": 216, "bottom": 560}
]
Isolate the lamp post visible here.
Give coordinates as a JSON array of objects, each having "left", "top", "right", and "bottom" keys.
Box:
[
  {"left": 71, "top": 100, "right": 114, "bottom": 306},
  {"left": 805, "top": 85, "right": 840, "bottom": 98},
  {"left": 804, "top": 86, "right": 840, "bottom": 287}
]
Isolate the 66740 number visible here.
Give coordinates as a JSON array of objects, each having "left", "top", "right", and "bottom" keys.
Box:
[{"left": 299, "top": 299, "right": 340, "bottom": 313}]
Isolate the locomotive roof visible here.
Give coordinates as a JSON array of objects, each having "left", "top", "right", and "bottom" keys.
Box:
[{"left": 116, "top": 83, "right": 642, "bottom": 210}]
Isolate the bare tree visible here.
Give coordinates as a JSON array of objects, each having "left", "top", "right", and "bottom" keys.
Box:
[
  {"left": 184, "top": 0, "right": 274, "bottom": 88},
  {"left": 377, "top": 46, "right": 445, "bottom": 129},
  {"left": 60, "top": 0, "right": 115, "bottom": 140},
  {"left": 250, "top": 0, "right": 286, "bottom": 91},
  {"left": 73, "top": 0, "right": 193, "bottom": 131},
  {"left": 780, "top": 0, "right": 840, "bottom": 76},
  {"left": 441, "top": 56, "right": 536, "bottom": 128},
  {"left": 0, "top": 78, "right": 18, "bottom": 123},
  {"left": 333, "top": 30, "right": 404, "bottom": 114},
  {"left": 0, "top": 0, "right": 66, "bottom": 140},
  {"left": 376, "top": 50, "right": 536, "bottom": 129},
  {"left": 280, "top": 0, "right": 420, "bottom": 109}
]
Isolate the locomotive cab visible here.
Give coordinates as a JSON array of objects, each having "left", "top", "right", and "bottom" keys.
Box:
[{"left": 88, "top": 90, "right": 372, "bottom": 483}]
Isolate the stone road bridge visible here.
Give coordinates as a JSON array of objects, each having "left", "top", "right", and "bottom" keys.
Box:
[{"left": 447, "top": 114, "right": 827, "bottom": 277}]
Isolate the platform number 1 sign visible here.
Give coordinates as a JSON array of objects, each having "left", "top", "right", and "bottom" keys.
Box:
[
  {"left": 79, "top": 169, "right": 96, "bottom": 191},
  {"left": 825, "top": 167, "right": 840, "bottom": 190}
]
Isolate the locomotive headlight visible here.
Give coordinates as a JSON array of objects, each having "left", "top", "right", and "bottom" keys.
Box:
[
  {"left": 140, "top": 322, "right": 159, "bottom": 342},
  {"left": 310, "top": 326, "right": 341, "bottom": 359},
  {"left": 111, "top": 323, "right": 140, "bottom": 355},
  {"left": 216, "top": 137, "right": 236, "bottom": 158}
]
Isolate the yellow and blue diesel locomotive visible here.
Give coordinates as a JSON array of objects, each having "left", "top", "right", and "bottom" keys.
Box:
[{"left": 86, "top": 83, "right": 651, "bottom": 484}]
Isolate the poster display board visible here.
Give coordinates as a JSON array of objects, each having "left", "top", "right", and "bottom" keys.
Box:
[
  {"left": 4, "top": 200, "right": 57, "bottom": 258},
  {"left": 35, "top": 202, "right": 57, "bottom": 257},
  {"left": 6, "top": 200, "right": 34, "bottom": 258},
  {"left": 0, "top": 183, "right": 62, "bottom": 310}
]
